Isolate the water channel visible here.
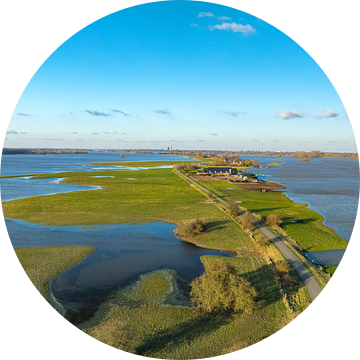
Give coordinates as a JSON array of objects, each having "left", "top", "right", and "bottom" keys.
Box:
[
  {"left": 7, "top": 218, "right": 233, "bottom": 324},
  {"left": 0, "top": 177, "right": 235, "bottom": 325}
]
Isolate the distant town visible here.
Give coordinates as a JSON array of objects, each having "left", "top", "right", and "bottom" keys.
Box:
[{"left": 2, "top": 147, "right": 358, "bottom": 160}]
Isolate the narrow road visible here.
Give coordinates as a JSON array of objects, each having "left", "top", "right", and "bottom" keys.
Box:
[{"left": 174, "top": 165, "right": 322, "bottom": 302}]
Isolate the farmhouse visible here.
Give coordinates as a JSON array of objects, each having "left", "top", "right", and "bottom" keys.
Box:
[{"left": 205, "top": 167, "right": 238, "bottom": 175}]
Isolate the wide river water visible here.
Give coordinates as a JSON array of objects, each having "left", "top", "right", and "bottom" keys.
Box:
[{"left": 0, "top": 151, "right": 359, "bottom": 322}]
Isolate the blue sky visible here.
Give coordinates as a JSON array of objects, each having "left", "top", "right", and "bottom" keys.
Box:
[{"left": 4, "top": 1, "right": 356, "bottom": 152}]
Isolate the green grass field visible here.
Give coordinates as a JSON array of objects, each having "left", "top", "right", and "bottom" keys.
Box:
[
  {"left": 3, "top": 168, "right": 251, "bottom": 251},
  {"left": 14, "top": 246, "right": 96, "bottom": 300},
  {"left": 82, "top": 255, "right": 309, "bottom": 359},
  {"left": 203, "top": 180, "right": 348, "bottom": 252},
  {"left": 6, "top": 165, "right": 316, "bottom": 358}
]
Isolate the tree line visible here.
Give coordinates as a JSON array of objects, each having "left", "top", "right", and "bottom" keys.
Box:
[{"left": 2, "top": 148, "right": 88, "bottom": 155}]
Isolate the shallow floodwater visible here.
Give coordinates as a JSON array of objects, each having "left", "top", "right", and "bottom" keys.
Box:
[
  {"left": 0, "top": 177, "right": 100, "bottom": 202},
  {"left": 247, "top": 155, "right": 359, "bottom": 241},
  {"left": 6, "top": 218, "right": 233, "bottom": 324}
]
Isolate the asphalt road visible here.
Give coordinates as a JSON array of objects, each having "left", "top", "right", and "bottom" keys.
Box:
[{"left": 174, "top": 166, "right": 322, "bottom": 302}]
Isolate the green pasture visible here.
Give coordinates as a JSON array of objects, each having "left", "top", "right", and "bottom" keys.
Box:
[
  {"left": 3, "top": 167, "right": 251, "bottom": 251},
  {"left": 204, "top": 180, "right": 348, "bottom": 252},
  {"left": 82, "top": 255, "right": 308, "bottom": 359},
  {"left": 14, "top": 246, "right": 95, "bottom": 300}
]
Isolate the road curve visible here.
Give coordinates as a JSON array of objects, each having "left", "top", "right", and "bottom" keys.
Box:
[{"left": 174, "top": 165, "right": 322, "bottom": 302}]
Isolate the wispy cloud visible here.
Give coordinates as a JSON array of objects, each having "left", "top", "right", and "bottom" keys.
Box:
[
  {"left": 169, "top": 139, "right": 183, "bottom": 143},
  {"left": 85, "top": 110, "right": 111, "bottom": 116},
  {"left": 111, "top": 109, "right": 130, "bottom": 116},
  {"left": 6, "top": 130, "right": 30, "bottom": 135},
  {"left": 197, "top": 140, "right": 206, "bottom": 143},
  {"left": 17, "top": 112, "right": 31, "bottom": 117},
  {"left": 209, "top": 133, "right": 218, "bottom": 136},
  {"left": 154, "top": 109, "right": 171, "bottom": 115},
  {"left": 91, "top": 132, "right": 99, "bottom": 135},
  {"left": 72, "top": 132, "right": 77, "bottom": 134},
  {"left": 34, "top": 138, "right": 65, "bottom": 141},
  {"left": 199, "top": 12, "right": 214, "bottom": 18},
  {"left": 314, "top": 108, "right": 339, "bottom": 119},
  {"left": 114, "top": 139, "right": 129, "bottom": 143},
  {"left": 219, "top": 110, "right": 246, "bottom": 116},
  {"left": 275, "top": 110, "right": 304, "bottom": 119},
  {"left": 218, "top": 15, "right": 231, "bottom": 21},
  {"left": 103, "top": 132, "right": 110, "bottom": 134},
  {"left": 209, "top": 22, "right": 256, "bottom": 34}
]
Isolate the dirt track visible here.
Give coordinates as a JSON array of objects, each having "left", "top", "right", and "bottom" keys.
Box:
[{"left": 190, "top": 175, "right": 286, "bottom": 191}]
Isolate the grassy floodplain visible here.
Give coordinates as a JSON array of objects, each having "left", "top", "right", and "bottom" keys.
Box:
[
  {"left": 194, "top": 178, "right": 348, "bottom": 287},
  {"left": 14, "top": 246, "right": 96, "bottom": 301},
  {"left": 4, "top": 161, "right": 314, "bottom": 358},
  {"left": 202, "top": 180, "right": 348, "bottom": 252}
]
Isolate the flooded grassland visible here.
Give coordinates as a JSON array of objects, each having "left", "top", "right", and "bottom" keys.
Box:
[{"left": 2, "top": 163, "right": 320, "bottom": 358}]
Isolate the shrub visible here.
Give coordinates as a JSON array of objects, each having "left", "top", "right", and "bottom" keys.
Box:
[
  {"left": 190, "top": 263, "right": 258, "bottom": 314},
  {"left": 206, "top": 192, "right": 214, "bottom": 201},
  {"left": 177, "top": 219, "right": 208, "bottom": 237},
  {"left": 256, "top": 233, "right": 270, "bottom": 247},
  {"left": 239, "top": 211, "right": 254, "bottom": 230},
  {"left": 274, "top": 261, "right": 295, "bottom": 288},
  {"left": 226, "top": 200, "right": 239, "bottom": 217},
  {"left": 265, "top": 213, "right": 283, "bottom": 227}
]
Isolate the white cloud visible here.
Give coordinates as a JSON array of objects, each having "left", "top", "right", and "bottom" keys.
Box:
[
  {"left": 275, "top": 110, "right": 304, "bottom": 119},
  {"left": 198, "top": 12, "right": 214, "bottom": 18},
  {"left": 209, "top": 22, "right": 256, "bottom": 34},
  {"left": 314, "top": 108, "right": 340, "bottom": 119}
]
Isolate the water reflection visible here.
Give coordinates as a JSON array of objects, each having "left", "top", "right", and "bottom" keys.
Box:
[{"left": 6, "top": 219, "right": 233, "bottom": 323}]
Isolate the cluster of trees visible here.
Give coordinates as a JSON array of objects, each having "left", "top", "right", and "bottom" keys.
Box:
[
  {"left": 177, "top": 164, "right": 199, "bottom": 171},
  {"left": 190, "top": 263, "right": 258, "bottom": 314},
  {"left": 2, "top": 148, "right": 88, "bottom": 155},
  {"left": 133, "top": 150, "right": 153, "bottom": 154},
  {"left": 212, "top": 156, "right": 260, "bottom": 168},
  {"left": 237, "top": 150, "right": 358, "bottom": 160}
]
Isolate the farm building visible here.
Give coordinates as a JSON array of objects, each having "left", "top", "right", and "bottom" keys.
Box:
[{"left": 205, "top": 167, "right": 238, "bottom": 175}]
